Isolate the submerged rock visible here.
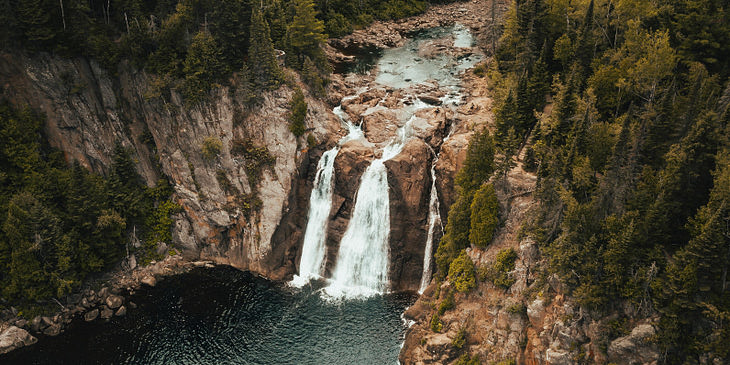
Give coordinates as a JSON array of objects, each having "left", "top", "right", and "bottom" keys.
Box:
[{"left": 42, "top": 324, "right": 61, "bottom": 337}]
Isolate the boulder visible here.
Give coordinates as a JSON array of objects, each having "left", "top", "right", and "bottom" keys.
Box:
[
  {"left": 361, "top": 109, "right": 400, "bottom": 144},
  {"left": 42, "top": 324, "right": 61, "bottom": 336},
  {"left": 14, "top": 319, "right": 28, "bottom": 329},
  {"left": 141, "top": 275, "right": 157, "bottom": 287},
  {"left": 409, "top": 107, "right": 448, "bottom": 149},
  {"left": 0, "top": 326, "right": 37, "bottom": 354},
  {"left": 545, "top": 348, "right": 572, "bottom": 365},
  {"left": 527, "top": 298, "right": 545, "bottom": 327},
  {"left": 105, "top": 295, "right": 124, "bottom": 310},
  {"left": 41, "top": 316, "right": 54, "bottom": 327},
  {"left": 100, "top": 306, "right": 114, "bottom": 320},
  {"left": 30, "top": 316, "right": 42, "bottom": 333},
  {"left": 403, "top": 300, "right": 431, "bottom": 322},
  {"left": 84, "top": 309, "right": 99, "bottom": 322},
  {"left": 418, "top": 94, "right": 443, "bottom": 105},
  {"left": 608, "top": 323, "right": 659, "bottom": 363}
]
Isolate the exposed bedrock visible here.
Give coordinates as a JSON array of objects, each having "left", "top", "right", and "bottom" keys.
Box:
[{"left": 385, "top": 139, "right": 434, "bottom": 292}]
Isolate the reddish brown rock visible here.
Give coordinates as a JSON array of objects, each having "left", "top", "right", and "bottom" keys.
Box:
[{"left": 384, "top": 139, "right": 433, "bottom": 292}]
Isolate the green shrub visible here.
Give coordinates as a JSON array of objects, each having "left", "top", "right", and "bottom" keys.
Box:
[
  {"left": 469, "top": 183, "right": 499, "bottom": 247},
  {"left": 452, "top": 326, "right": 467, "bottom": 349},
  {"left": 289, "top": 88, "right": 307, "bottom": 137},
  {"left": 455, "top": 353, "right": 481, "bottom": 365},
  {"left": 435, "top": 192, "right": 474, "bottom": 279},
  {"left": 230, "top": 138, "right": 275, "bottom": 182},
  {"left": 325, "top": 10, "right": 353, "bottom": 37},
  {"left": 495, "top": 360, "right": 516, "bottom": 365},
  {"left": 482, "top": 248, "right": 518, "bottom": 289},
  {"left": 495, "top": 248, "right": 518, "bottom": 273},
  {"left": 449, "top": 250, "right": 476, "bottom": 293},
  {"left": 506, "top": 302, "right": 526, "bottom": 315},
  {"left": 430, "top": 312, "right": 443, "bottom": 332},
  {"left": 473, "top": 63, "right": 488, "bottom": 77},
  {"left": 307, "top": 134, "right": 317, "bottom": 148},
  {"left": 201, "top": 136, "right": 223, "bottom": 160},
  {"left": 438, "top": 289, "right": 455, "bottom": 315},
  {"left": 141, "top": 200, "right": 181, "bottom": 264}
]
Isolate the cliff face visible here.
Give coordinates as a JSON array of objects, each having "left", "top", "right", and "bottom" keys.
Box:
[{"left": 0, "top": 52, "right": 342, "bottom": 280}]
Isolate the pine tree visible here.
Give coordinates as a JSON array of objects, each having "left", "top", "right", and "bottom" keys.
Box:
[
  {"left": 495, "top": 91, "right": 519, "bottom": 145},
  {"left": 574, "top": 0, "right": 595, "bottom": 81},
  {"left": 16, "top": 0, "right": 55, "bottom": 47},
  {"left": 286, "top": 0, "right": 327, "bottom": 70},
  {"left": 455, "top": 129, "right": 496, "bottom": 194},
  {"left": 209, "top": 0, "right": 251, "bottom": 70},
  {"left": 289, "top": 88, "right": 307, "bottom": 136},
  {"left": 301, "top": 56, "right": 326, "bottom": 97},
  {"left": 469, "top": 183, "right": 499, "bottom": 248},
  {"left": 248, "top": 6, "right": 283, "bottom": 90},
  {"left": 182, "top": 30, "right": 228, "bottom": 104}
]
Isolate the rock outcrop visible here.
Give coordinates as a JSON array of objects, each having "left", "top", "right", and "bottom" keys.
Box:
[{"left": 385, "top": 139, "right": 434, "bottom": 291}]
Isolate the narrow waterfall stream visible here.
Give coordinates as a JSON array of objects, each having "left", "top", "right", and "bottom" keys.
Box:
[
  {"left": 419, "top": 163, "right": 443, "bottom": 293},
  {"left": 291, "top": 147, "right": 339, "bottom": 285},
  {"left": 326, "top": 159, "right": 392, "bottom": 296}
]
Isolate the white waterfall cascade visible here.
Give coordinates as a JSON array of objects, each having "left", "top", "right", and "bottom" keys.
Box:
[
  {"left": 325, "top": 116, "right": 416, "bottom": 298},
  {"left": 418, "top": 161, "right": 443, "bottom": 294},
  {"left": 289, "top": 148, "right": 339, "bottom": 287},
  {"left": 289, "top": 108, "right": 363, "bottom": 288}
]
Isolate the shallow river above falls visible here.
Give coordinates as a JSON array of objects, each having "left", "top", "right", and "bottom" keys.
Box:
[{"left": 2, "top": 266, "right": 415, "bottom": 364}]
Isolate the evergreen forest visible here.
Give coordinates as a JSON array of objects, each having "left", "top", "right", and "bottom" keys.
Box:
[
  {"left": 436, "top": 0, "right": 730, "bottom": 362},
  {"left": 0, "top": 104, "right": 175, "bottom": 313}
]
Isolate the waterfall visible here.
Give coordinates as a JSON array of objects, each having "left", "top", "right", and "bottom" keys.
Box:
[
  {"left": 290, "top": 148, "right": 339, "bottom": 286},
  {"left": 325, "top": 117, "right": 415, "bottom": 298},
  {"left": 418, "top": 163, "right": 443, "bottom": 293},
  {"left": 326, "top": 159, "right": 392, "bottom": 297},
  {"left": 290, "top": 107, "right": 363, "bottom": 288}
]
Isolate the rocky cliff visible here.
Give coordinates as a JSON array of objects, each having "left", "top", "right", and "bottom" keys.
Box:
[{"left": 0, "top": 51, "right": 342, "bottom": 281}]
